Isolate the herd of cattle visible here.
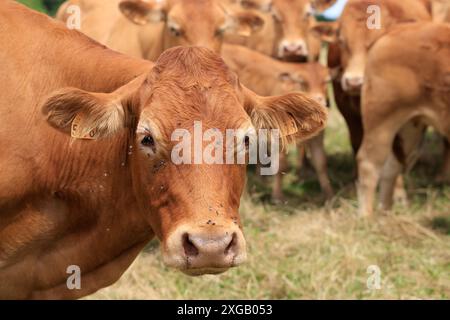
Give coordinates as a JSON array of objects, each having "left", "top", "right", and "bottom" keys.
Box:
[{"left": 0, "top": 0, "right": 448, "bottom": 299}]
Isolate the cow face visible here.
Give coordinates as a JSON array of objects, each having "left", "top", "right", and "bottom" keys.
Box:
[
  {"left": 265, "top": 0, "right": 314, "bottom": 60},
  {"left": 119, "top": 0, "right": 264, "bottom": 54},
  {"left": 42, "top": 47, "right": 327, "bottom": 276},
  {"left": 236, "top": 0, "right": 313, "bottom": 59}
]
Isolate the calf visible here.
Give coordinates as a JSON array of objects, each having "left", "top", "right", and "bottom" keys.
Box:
[
  {"left": 0, "top": 1, "right": 327, "bottom": 298},
  {"left": 357, "top": 22, "right": 450, "bottom": 216},
  {"left": 222, "top": 44, "right": 333, "bottom": 200}
]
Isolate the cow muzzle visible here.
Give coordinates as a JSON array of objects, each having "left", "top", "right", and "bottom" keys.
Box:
[
  {"left": 278, "top": 39, "right": 308, "bottom": 60},
  {"left": 163, "top": 223, "right": 247, "bottom": 276},
  {"left": 342, "top": 72, "right": 364, "bottom": 94}
]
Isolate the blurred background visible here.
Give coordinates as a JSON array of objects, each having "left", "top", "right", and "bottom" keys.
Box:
[{"left": 14, "top": 0, "right": 450, "bottom": 299}]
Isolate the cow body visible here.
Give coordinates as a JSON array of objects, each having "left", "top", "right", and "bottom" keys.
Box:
[
  {"left": 357, "top": 22, "right": 450, "bottom": 216},
  {"left": 0, "top": 1, "right": 327, "bottom": 298},
  {"left": 0, "top": 1, "right": 154, "bottom": 299}
]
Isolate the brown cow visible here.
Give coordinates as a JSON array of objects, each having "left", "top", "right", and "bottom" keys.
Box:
[
  {"left": 357, "top": 22, "right": 450, "bottom": 216},
  {"left": 0, "top": 1, "right": 327, "bottom": 298},
  {"left": 222, "top": 44, "right": 333, "bottom": 200},
  {"left": 57, "top": 0, "right": 265, "bottom": 60}
]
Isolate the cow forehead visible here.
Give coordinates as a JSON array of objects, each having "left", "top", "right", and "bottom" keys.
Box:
[
  {"left": 273, "top": 0, "right": 310, "bottom": 13},
  {"left": 169, "top": 0, "right": 226, "bottom": 26},
  {"left": 137, "top": 47, "right": 249, "bottom": 134}
]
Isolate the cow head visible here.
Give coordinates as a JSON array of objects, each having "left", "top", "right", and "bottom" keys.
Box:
[
  {"left": 119, "top": 0, "right": 264, "bottom": 54},
  {"left": 42, "top": 47, "right": 327, "bottom": 276},
  {"left": 275, "top": 62, "right": 331, "bottom": 106},
  {"left": 242, "top": 0, "right": 314, "bottom": 60}
]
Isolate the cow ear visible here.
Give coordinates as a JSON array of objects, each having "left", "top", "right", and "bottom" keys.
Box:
[
  {"left": 241, "top": 86, "right": 328, "bottom": 146},
  {"left": 42, "top": 88, "right": 126, "bottom": 140},
  {"left": 233, "top": 11, "right": 265, "bottom": 37},
  {"left": 119, "top": 0, "right": 167, "bottom": 25},
  {"left": 309, "top": 22, "right": 339, "bottom": 43}
]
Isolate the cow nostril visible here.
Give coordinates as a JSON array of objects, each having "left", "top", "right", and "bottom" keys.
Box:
[
  {"left": 182, "top": 233, "right": 199, "bottom": 257},
  {"left": 225, "top": 232, "right": 237, "bottom": 255}
]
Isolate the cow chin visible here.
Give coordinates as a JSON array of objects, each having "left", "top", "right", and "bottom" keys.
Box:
[
  {"left": 182, "top": 267, "right": 229, "bottom": 277},
  {"left": 161, "top": 223, "right": 247, "bottom": 276}
]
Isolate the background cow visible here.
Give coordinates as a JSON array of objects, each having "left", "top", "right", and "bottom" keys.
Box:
[{"left": 357, "top": 22, "right": 450, "bottom": 216}]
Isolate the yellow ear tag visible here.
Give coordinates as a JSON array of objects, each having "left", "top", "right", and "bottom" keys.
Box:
[{"left": 71, "top": 114, "right": 99, "bottom": 140}]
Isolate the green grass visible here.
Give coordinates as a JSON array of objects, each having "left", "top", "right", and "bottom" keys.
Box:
[
  {"left": 89, "top": 107, "right": 450, "bottom": 300},
  {"left": 16, "top": 0, "right": 48, "bottom": 13}
]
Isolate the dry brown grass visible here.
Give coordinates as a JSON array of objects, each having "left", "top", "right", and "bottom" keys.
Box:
[{"left": 89, "top": 196, "right": 449, "bottom": 299}]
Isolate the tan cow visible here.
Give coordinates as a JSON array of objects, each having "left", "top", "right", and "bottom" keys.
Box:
[
  {"left": 57, "top": 0, "right": 265, "bottom": 60},
  {"left": 0, "top": 1, "right": 327, "bottom": 299},
  {"left": 222, "top": 44, "right": 333, "bottom": 200},
  {"left": 357, "top": 22, "right": 450, "bottom": 216}
]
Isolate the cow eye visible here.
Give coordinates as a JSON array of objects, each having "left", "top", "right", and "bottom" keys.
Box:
[
  {"left": 215, "top": 27, "right": 226, "bottom": 37},
  {"left": 169, "top": 25, "right": 182, "bottom": 37},
  {"left": 141, "top": 135, "right": 155, "bottom": 148}
]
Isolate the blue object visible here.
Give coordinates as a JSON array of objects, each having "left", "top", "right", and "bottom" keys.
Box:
[{"left": 316, "top": 0, "right": 348, "bottom": 21}]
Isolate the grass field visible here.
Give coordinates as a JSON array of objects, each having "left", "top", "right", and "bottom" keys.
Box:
[{"left": 89, "top": 106, "right": 450, "bottom": 300}]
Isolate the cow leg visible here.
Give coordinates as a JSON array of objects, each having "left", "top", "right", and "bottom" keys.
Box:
[
  {"left": 272, "top": 152, "right": 288, "bottom": 202},
  {"left": 357, "top": 120, "right": 400, "bottom": 217},
  {"left": 296, "top": 142, "right": 306, "bottom": 179},
  {"left": 379, "top": 153, "right": 404, "bottom": 210},
  {"left": 333, "top": 80, "right": 363, "bottom": 155},
  {"left": 378, "top": 119, "right": 426, "bottom": 211},
  {"left": 306, "top": 132, "right": 334, "bottom": 199},
  {"left": 437, "top": 138, "right": 450, "bottom": 183}
]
